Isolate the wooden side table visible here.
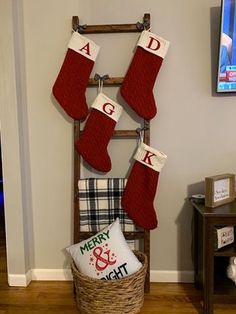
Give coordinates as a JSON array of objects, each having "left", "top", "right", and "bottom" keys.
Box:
[{"left": 191, "top": 199, "right": 236, "bottom": 314}]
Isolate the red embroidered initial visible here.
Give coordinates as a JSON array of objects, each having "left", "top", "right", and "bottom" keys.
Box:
[
  {"left": 142, "top": 150, "right": 156, "bottom": 166},
  {"left": 146, "top": 36, "right": 161, "bottom": 51},
  {"left": 79, "top": 42, "right": 91, "bottom": 56},
  {"left": 102, "top": 103, "right": 115, "bottom": 116}
]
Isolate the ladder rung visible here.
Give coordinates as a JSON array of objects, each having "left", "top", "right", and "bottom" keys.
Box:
[
  {"left": 77, "top": 129, "right": 139, "bottom": 139},
  {"left": 79, "top": 230, "right": 144, "bottom": 240},
  {"left": 88, "top": 77, "right": 123, "bottom": 87},
  {"left": 77, "top": 23, "right": 141, "bottom": 34},
  {"left": 72, "top": 14, "right": 150, "bottom": 34},
  {"left": 113, "top": 130, "right": 138, "bottom": 138}
]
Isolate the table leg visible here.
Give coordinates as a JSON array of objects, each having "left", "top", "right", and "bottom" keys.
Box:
[
  {"left": 194, "top": 209, "right": 200, "bottom": 288},
  {"left": 203, "top": 219, "right": 214, "bottom": 314}
]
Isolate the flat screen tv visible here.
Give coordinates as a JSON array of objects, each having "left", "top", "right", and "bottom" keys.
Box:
[{"left": 217, "top": 0, "right": 236, "bottom": 92}]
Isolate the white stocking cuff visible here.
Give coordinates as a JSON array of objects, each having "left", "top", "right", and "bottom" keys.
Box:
[
  {"left": 138, "top": 30, "right": 170, "bottom": 59},
  {"left": 91, "top": 93, "right": 123, "bottom": 122},
  {"left": 134, "top": 142, "right": 167, "bottom": 172},
  {"left": 68, "top": 32, "right": 100, "bottom": 61}
]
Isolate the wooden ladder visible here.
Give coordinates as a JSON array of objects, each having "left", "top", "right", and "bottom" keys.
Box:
[{"left": 72, "top": 14, "right": 151, "bottom": 292}]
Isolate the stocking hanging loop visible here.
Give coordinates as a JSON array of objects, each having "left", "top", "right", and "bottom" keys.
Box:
[
  {"left": 136, "top": 123, "right": 149, "bottom": 143},
  {"left": 94, "top": 73, "right": 110, "bottom": 93}
]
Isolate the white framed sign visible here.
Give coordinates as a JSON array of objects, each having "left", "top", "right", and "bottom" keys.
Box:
[{"left": 205, "top": 174, "right": 235, "bottom": 208}]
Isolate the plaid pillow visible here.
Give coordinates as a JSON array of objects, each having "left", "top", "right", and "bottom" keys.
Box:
[{"left": 78, "top": 178, "right": 135, "bottom": 232}]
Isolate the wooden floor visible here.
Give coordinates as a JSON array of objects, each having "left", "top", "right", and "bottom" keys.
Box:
[{"left": 1, "top": 214, "right": 236, "bottom": 313}]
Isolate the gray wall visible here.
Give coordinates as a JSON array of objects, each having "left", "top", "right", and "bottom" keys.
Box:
[{"left": 1, "top": 0, "right": 235, "bottom": 282}]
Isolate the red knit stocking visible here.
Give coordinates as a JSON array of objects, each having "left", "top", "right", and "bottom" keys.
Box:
[
  {"left": 53, "top": 32, "right": 100, "bottom": 120},
  {"left": 121, "top": 30, "right": 169, "bottom": 120},
  {"left": 75, "top": 93, "right": 123, "bottom": 172},
  {"left": 122, "top": 142, "right": 167, "bottom": 230}
]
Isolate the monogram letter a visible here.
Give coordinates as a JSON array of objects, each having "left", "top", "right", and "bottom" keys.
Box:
[{"left": 79, "top": 42, "right": 91, "bottom": 56}]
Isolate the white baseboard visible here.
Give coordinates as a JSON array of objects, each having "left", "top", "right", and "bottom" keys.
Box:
[
  {"left": 31, "top": 268, "right": 73, "bottom": 281},
  {"left": 8, "top": 269, "right": 194, "bottom": 286},
  {"left": 8, "top": 269, "right": 32, "bottom": 287},
  {"left": 150, "top": 270, "right": 194, "bottom": 283},
  {"left": 8, "top": 269, "right": 72, "bottom": 287}
]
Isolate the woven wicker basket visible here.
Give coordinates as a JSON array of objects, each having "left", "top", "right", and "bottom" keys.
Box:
[{"left": 71, "top": 250, "right": 147, "bottom": 314}]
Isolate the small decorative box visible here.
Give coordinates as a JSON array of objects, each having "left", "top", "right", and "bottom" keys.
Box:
[{"left": 214, "top": 226, "right": 234, "bottom": 250}]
